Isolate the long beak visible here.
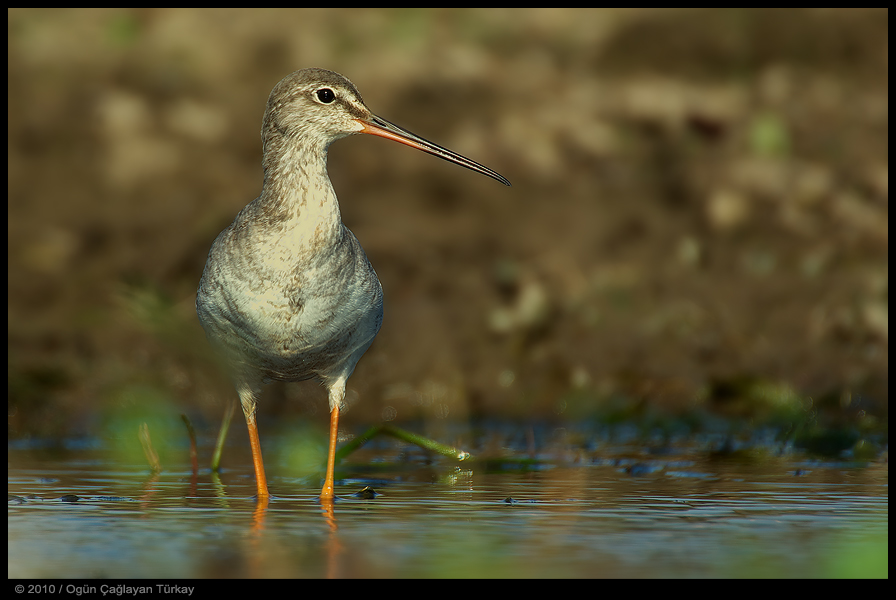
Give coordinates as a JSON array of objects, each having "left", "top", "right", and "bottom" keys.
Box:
[{"left": 358, "top": 115, "right": 511, "bottom": 186}]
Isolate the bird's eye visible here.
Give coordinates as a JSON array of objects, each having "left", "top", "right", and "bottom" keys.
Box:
[{"left": 316, "top": 88, "right": 335, "bottom": 104}]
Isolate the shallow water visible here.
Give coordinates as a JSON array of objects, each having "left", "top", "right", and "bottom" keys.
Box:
[{"left": 8, "top": 430, "right": 888, "bottom": 578}]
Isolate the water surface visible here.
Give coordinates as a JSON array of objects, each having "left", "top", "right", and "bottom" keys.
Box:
[{"left": 8, "top": 432, "right": 888, "bottom": 578}]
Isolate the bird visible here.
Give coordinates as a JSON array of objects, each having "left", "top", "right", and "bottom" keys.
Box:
[{"left": 196, "top": 68, "right": 510, "bottom": 502}]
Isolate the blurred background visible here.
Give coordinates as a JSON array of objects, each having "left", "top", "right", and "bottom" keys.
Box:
[{"left": 8, "top": 8, "right": 888, "bottom": 443}]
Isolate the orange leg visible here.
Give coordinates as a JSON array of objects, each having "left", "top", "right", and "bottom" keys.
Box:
[
  {"left": 246, "top": 415, "right": 270, "bottom": 499},
  {"left": 320, "top": 402, "right": 340, "bottom": 501}
]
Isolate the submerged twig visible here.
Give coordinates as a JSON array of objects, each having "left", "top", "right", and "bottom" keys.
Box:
[
  {"left": 181, "top": 414, "right": 199, "bottom": 478},
  {"left": 381, "top": 425, "right": 472, "bottom": 461},
  {"left": 335, "top": 424, "right": 472, "bottom": 463},
  {"left": 211, "top": 398, "right": 237, "bottom": 472},
  {"left": 139, "top": 422, "right": 162, "bottom": 474}
]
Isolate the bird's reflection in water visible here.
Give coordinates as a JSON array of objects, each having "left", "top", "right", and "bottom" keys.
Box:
[
  {"left": 250, "top": 495, "right": 269, "bottom": 534},
  {"left": 244, "top": 494, "right": 343, "bottom": 578},
  {"left": 321, "top": 499, "right": 343, "bottom": 579}
]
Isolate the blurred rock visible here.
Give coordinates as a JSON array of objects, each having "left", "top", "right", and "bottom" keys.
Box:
[
  {"left": 164, "top": 99, "right": 229, "bottom": 143},
  {"left": 706, "top": 188, "right": 750, "bottom": 232},
  {"left": 97, "top": 89, "right": 181, "bottom": 189}
]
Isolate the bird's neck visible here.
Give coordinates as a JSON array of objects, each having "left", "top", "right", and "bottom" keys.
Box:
[{"left": 253, "top": 137, "right": 344, "bottom": 245}]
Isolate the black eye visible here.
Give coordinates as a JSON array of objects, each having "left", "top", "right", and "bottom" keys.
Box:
[{"left": 316, "top": 88, "right": 335, "bottom": 104}]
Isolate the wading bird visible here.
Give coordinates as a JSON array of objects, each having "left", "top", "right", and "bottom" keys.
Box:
[{"left": 196, "top": 68, "right": 509, "bottom": 501}]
